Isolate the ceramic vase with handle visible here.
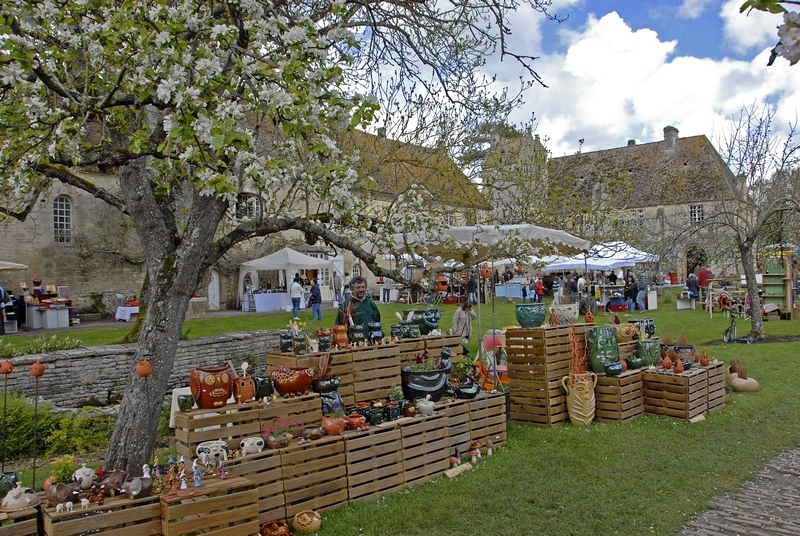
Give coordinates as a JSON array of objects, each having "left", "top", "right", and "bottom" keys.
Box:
[
  {"left": 561, "top": 372, "right": 597, "bottom": 426},
  {"left": 190, "top": 365, "right": 231, "bottom": 409}
]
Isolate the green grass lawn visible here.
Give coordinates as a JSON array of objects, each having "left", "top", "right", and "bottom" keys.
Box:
[{"left": 4, "top": 295, "right": 800, "bottom": 535}]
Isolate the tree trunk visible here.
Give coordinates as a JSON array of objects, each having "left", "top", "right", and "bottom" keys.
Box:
[
  {"left": 738, "top": 239, "right": 765, "bottom": 339},
  {"left": 105, "top": 158, "right": 227, "bottom": 473}
]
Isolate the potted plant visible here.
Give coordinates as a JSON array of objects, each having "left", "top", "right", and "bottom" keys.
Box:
[
  {"left": 384, "top": 385, "right": 404, "bottom": 421},
  {"left": 449, "top": 358, "right": 480, "bottom": 399},
  {"left": 320, "top": 400, "right": 347, "bottom": 435},
  {"left": 400, "top": 349, "right": 452, "bottom": 402},
  {"left": 263, "top": 418, "right": 299, "bottom": 449}
]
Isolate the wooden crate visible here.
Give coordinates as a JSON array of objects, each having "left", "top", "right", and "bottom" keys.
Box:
[
  {"left": 281, "top": 435, "right": 348, "bottom": 516},
  {"left": 595, "top": 369, "right": 644, "bottom": 423},
  {"left": 266, "top": 350, "right": 356, "bottom": 406},
  {"left": 173, "top": 401, "right": 263, "bottom": 463},
  {"left": 510, "top": 378, "right": 568, "bottom": 428},
  {"left": 160, "top": 475, "right": 258, "bottom": 536},
  {"left": 0, "top": 507, "right": 37, "bottom": 536},
  {"left": 260, "top": 393, "right": 323, "bottom": 437},
  {"left": 703, "top": 360, "right": 726, "bottom": 414},
  {"left": 425, "top": 335, "right": 464, "bottom": 364},
  {"left": 396, "top": 338, "right": 425, "bottom": 367},
  {"left": 223, "top": 448, "right": 285, "bottom": 523},
  {"left": 643, "top": 368, "right": 708, "bottom": 421},
  {"left": 343, "top": 426, "right": 405, "bottom": 504},
  {"left": 468, "top": 392, "right": 508, "bottom": 447},
  {"left": 434, "top": 398, "right": 471, "bottom": 455},
  {"left": 41, "top": 494, "right": 160, "bottom": 536},
  {"left": 617, "top": 340, "right": 639, "bottom": 361},
  {"left": 400, "top": 413, "right": 451, "bottom": 487},
  {"left": 351, "top": 345, "right": 402, "bottom": 403},
  {"left": 505, "top": 326, "right": 587, "bottom": 382}
]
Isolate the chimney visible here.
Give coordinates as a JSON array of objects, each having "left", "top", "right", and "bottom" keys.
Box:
[
  {"left": 627, "top": 139, "right": 636, "bottom": 146},
  {"left": 663, "top": 126, "right": 679, "bottom": 149}
]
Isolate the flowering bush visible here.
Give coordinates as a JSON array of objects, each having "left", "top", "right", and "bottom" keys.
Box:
[
  {"left": 264, "top": 418, "right": 299, "bottom": 437},
  {"left": 777, "top": 11, "right": 800, "bottom": 65},
  {"left": 322, "top": 400, "right": 346, "bottom": 418},
  {"left": 405, "top": 350, "right": 447, "bottom": 372}
]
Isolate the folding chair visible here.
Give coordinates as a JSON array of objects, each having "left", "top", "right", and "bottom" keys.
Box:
[{"left": 477, "top": 343, "right": 509, "bottom": 391}]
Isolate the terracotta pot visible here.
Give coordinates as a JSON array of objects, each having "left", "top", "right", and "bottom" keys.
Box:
[
  {"left": 270, "top": 365, "right": 313, "bottom": 397},
  {"left": 435, "top": 274, "right": 448, "bottom": 292},
  {"left": 320, "top": 416, "right": 346, "bottom": 436},
  {"left": 346, "top": 414, "right": 366, "bottom": 430},
  {"left": 190, "top": 365, "right": 231, "bottom": 409},
  {"left": 293, "top": 509, "right": 322, "bottom": 534},
  {"left": 29, "top": 361, "right": 45, "bottom": 377},
  {"left": 316, "top": 327, "right": 331, "bottom": 338},
  {"left": 561, "top": 372, "right": 597, "bottom": 426},
  {"left": 0, "top": 359, "right": 13, "bottom": 375},
  {"left": 480, "top": 264, "right": 492, "bottom": 279},
  {"left": 232, "top": 375, "right": 256, "bottom": 404},
  {"left": 260, "top": 520, "right": 290, "bottom": 536},
  {"left": 332, "top": 325, "right": 348, "bottom": 348},
  {"left": 135, "top": 359, "right": 153, "bottom": 378},
  {"left": 264, "top": 433, "right": 291, "bottom": 449},
  {"left": 673, "top": 358, "right": 685, "bottom": 373},
  {"left": 661, "top": 355, "right": 673, "bottom": 369},
  {"left": 699, "top": 350, "right": 710, "bottom": 367}
]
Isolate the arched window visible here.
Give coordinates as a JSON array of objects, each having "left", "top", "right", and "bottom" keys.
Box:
[
  {"left": 351, "top": 265, "right": 361, "bottom": 278},
  {"left": 235, "top": 194, "right": 262, "bottom": 220},
  {"left": 53, "top": 195, "right": 72, "bottom": 243}
]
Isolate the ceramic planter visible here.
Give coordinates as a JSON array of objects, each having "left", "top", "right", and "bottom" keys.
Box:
[
  {"left": 515, "top": 302, "right": 545, "bottom": 328},
  {"left": 312, "top": 378, "right": 345, "bottom": 417},
  {"left": 348, "top": 324, "right": 367, "bottom": 345},
  {"left": 614, "top": 323, "right": 638, "bottom": 343},
  {"left": 270, "top": 365, "right": 313, "bottom": 397},
  {"left": 317, "top": 336, "right": 331, "bottom": 352},
  {"left": 177, "top": 394, "right": 195, "bottom": 412},
  {"left": 190, "top": 365, "right": 231, "bottom": 409},
  {"left": 383, "top": 402, "right": 402, "bottom": 421},
  {"left": 265, "top": 433, "right": 291, "bottom": 449},
  {"left": 587, "top": 326, "right": 620, "bottom": 374},
  {"left": 548, "top": 304, "right": 579, "bottom": 325},
  {"left": 253, "top": 375, "right": 275, "bottom": 401},
  {"left": 400, "top": 361, "right": 452, "bottom": 402},
  {"left": 402, "top": 308, "right": 442, "bottom": 335},
  {"left": 603, "top": 361, "right": 624, "bottom": 376},
  {"left": 332, "top": 325, "right": 348, "bottom": 348},
  {"left": 637, "top": 339, "right": 661, "bottom": 367},
  {"left": 320, "top": 416, "right": 346, "bottom": 436},
  {"left": 279, "top": 330, "right": 294, "bottom": 352},
  {"left": 293, "top": 331, "right": 307, "bottom": 355},
  {"left": 346, "top": 414, "right": 367, "bottom": 430},
  {"left": 629, "top": 317, "right": 656, "bottom": 339},
  {"left": 367, "top": 321, "right": 384, "bottom": 343},
  {"left": 232, "top": 375, "right": 256, "bottom": 404},
  {"left": 561, "top": 372, "right": 597, "bottom": 426}
]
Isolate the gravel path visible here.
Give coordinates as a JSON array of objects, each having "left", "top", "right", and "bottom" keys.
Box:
[{"left": 677, "top": 448, "right": 800, "bottom": 535}]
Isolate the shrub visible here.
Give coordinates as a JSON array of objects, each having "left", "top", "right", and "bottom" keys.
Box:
[
  {"left": 49, "top": 454, "right": 77, "bottom": 484},
  {"left": 0, "top": 391, "right": 59, "bottom": 459},
  {"left": 46, "top": 410, "right": 116, "bottom": 456},
  {"left": 25, "top": 335, "right": 83, "bottom": 354}
]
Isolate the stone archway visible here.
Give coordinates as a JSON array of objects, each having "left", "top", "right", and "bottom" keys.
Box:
[{"left": 686, "top": 245, "right": 708, "bottom": 279}]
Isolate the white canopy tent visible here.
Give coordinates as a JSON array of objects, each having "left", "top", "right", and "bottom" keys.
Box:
[
  {"left": 238, "top": 248, "right": 334, "bottom": 309},
  {"left": 0, "top": 261, "right": 28, "bottom": 271},
  {"left": 542, "top": 242, "right": 658, "bottom": 272}
]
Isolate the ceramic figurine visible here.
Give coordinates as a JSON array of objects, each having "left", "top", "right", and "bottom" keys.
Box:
[
  {"left": 217, "top": 458, "right": 227, "bottom": 479},
  {"left": 142, "top": 464, "right": 151, "bottom": 479},
  {"left": 80, "top": 498, "right": 89, "bottom": 509},
  {"left": 415, "top": 394, "right": 435, "bottom": 416},
  {"left": 487, "top": 439, "right": 494, "bottom": 456},
  {"left": 73, "top": 463, "right": 97, "bottom": 490},
  {"left": 1, "top": 482, "right": 39, "bottom": 510}
]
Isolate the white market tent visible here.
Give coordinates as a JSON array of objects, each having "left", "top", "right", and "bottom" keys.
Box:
[
  {"left": 542, "top": 242, "right": 658, "bottom": 272},
  {"left": 0, "top": 261, "right": 28, "bottom": 271},
  {"left": 238, "top": 248, "right": 334, "bottom": 302}
]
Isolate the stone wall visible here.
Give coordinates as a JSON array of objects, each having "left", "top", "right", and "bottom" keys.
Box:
[{"left": 4, "top": 330, "right": 281, "bottom": 408}]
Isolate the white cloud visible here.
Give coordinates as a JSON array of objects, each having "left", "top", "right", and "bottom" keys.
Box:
[
  {"left": 677, "top": 0, "right": 714, "bottom": 19},
  {"left": 720, "top": 0, "right": 779, "bottom": 53},
  {"left": 484, "top": 11, "right": 800, "bottom": 157}
]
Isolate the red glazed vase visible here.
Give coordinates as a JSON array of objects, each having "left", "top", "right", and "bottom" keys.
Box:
[
  {"left": 270, "top": 365, "right": 313, "bottom": 397},
  {"left": 321, "top": 416, "right": 346, "bottom": 436},
  {"left": 190, "top": 365, "right": 231, "bottom": 409}
]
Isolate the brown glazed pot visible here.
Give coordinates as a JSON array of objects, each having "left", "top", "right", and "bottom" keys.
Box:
[
  {"left": 232, "top": 375, "right": 255, "bottom": 404},
  {"left": 331, "top": 325, "right": 348, "bottom": 348},
  {"left": 320, "top": 416, "right": 346, "bottom": 436},
  {"left": 190, "top": 365, "right": 231, "bottom": 409},
  {"left": 346, "top": 414, "right": 367, "bottom": 430},
  {"left": 260, "top": 519, "right": 290, "bottom": 536},
  {"left": 270, "top": 365, "right": 314, "bottom": 397}
]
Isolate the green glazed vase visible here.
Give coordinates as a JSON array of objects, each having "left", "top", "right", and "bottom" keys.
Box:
[
  {"left": 515, "top": 303, "right": 546, "bottom": 328},
  {"left": 587, "top": 326, "right": 620, "bottom": 374}
]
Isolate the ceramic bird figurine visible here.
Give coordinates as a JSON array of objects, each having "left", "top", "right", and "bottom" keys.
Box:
[
  {"left": 584, "top": 310, "right": 595, "bottom": 324},
  {"left": 613, "top": 312, "right": 621, "bottom": 325}
]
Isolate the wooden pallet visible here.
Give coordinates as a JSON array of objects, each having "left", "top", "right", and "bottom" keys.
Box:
[
  {"left": 434, "top": 398, "right": 472, "bottom": 455},
  {"left": 703, "top": 360, "right": 726, "bottom": 414},
  {"left": 40, "top": 494, "right": 160, "bottom": 536},
  {"left": 509, "top": 378, "right": 568, "bottom": 428},
  {"left": 617, "top": 340, "right": 639, "bottom": 361},
  {"left": 0, "top": 506, "right": 37, "bottom": 536},
  {"left": 160, "top": 475, "right": 258, "bottom": 536},
  {"left": 643, "top": 368, "right": 708, "bottom": 421},
  {"left": 351, "top": 345, "right": 402, "bottom": 402},
  {"left": 400, "top": 413, "right": 451, "bottom": 487},
  {"left": 595, "top": 369, "right": 644, "bottom": 423},
  {"left": 425, "top": 335, "right": 464, "bottom": 364},
  {"left": 469, "top": 392, "right": 507, "bottom": 447},
  {"left": 260, "top": 393, "right": 323, "bottom": 437},
  {"left": 343, "top": 426, "right": 405, "bottom": 504},
  {"left": 280, "top": 435, "right": 348, "bottom": 516},
  {"left": 505, "top": 326, "right": 586, "bottom": 382},
  {"left": 266, "top": 350, "right": 356, "bottom": 406},
  {"left": 223, "top": 448, "right": 286, "bottom": 523},
  {"left": 173, "top": 401, "right": 263, "bottom": 461}
]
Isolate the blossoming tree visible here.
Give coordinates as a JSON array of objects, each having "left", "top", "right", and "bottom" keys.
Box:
[
  {"left": 0, "top": 0, "right": 556, "bottom": 472},
  {"left": 741, "top": 0, "right": 800, "bottom": 65}
]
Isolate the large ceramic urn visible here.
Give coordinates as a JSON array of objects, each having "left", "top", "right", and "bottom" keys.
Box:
[
  {"left": 548, "top": 304, "right": 579, "bottom": 325},
  {"left": 190, "top": 365, "right": 231, "bottom": 409},
  {"left": 561, "top": 372, "right": 597, "bottom": 426},
  {"left": 400, "top": 360, "right": 452, "bottom": 402},
  {"left": 515, "top": 302, "right": 545, "bottom": 328},
  {"left": 586, "top": 326, "right": 620, "bottom": 375}
]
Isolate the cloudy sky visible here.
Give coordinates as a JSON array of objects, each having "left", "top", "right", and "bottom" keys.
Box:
[{"left": 488, "top": 0, "right": 800, "bottom": 155}]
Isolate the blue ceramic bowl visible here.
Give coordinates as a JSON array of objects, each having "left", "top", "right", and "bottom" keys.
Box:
[{"left": 603, "top": 361, "right": 624, "bottom": 376}]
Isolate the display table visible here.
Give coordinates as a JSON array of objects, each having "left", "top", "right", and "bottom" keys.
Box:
[
  {"left": 41, "top": 306, "right": 70, "bottom": 328},
  {"left": 599, "top": 285, "right": 625, "bottom": 307},
  {"left": 115, "top": 305, "right": 140, "bottom": 321},
  {"left": 253, "top": 292, "right": 290, "bottom": 312},
  {"left": 676, "top": 297, "right": 696, "bottom": 310},
  {"left": 26, "top": 304, "right": 44, "bottom": 329},
  {"left": 2, "top": 320, "right": 17, "bottom": 333},
  {"left": 495, "top": 283, "right": 523, "bottom": 299}
]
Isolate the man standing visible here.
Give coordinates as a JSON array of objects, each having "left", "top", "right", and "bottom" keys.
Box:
[
  {"left": 330, "top": 270, "right": 343, "bottom": 304},
  {"left": 382, "top": 276, "right": 393, "bottom": 303},
  {"left": 467, "top": 274, "right": 478, "bottom": 304},
  {"left": 343, "top": 271, "right": 352, "bottom": 302},
  {"left": 336, "top": 276, "right": 380, "bottom": 337},
  {"left": 636, "top": 271, "right": 650, "bottom": 312}
]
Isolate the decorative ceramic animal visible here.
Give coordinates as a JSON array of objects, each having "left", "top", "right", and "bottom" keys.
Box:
[
  {"left": 56, "top": 503, "right": 64, "bottom": 513},
  {"left": 65, "top": 501, "right": 73, "bottom": 511},
  {"left": 415, "top": 395, "right": 435, "bottom": 416},
  {"left": 1, "top": 482, "right": 39, "bottom": 510},
  {"left": 81, "top": 498, "right": 89, "bottom": 509},
  {"left": 73, "top": 463, "right": 97, "bottom": 490},
  {"left": 240, "top": 437, "right": 265, "bottom": 455},
  {"left": 196, "top": 440, "right": 229, "bottom": 467}
]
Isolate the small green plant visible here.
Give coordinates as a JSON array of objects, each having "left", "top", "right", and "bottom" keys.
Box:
[
  {"left": 49, "top": 454, "right": 77, "bottom": 483},
  {"left": 158, "top": 404, "right": 172, "bottom": 438},
  {"left": 1, "top": 392, "right": 59, "bottom": 459},
  {"left": 451, "top": 358, "right": 477, "bottom": 380},
  {"left": 0, "top": 340, "right": 20, "bottom": 359},
  {"left": 388, "top": 384, "right": 404, "bottom": 401},
  {"left": 25, "top": 335, "right": 84, "bottom": 354},
  {"left": 405, "top": 351, "right": 447, "bottom": 371},
  {"left": 243, "top": 353, "right": 260, "bottom": 374}
]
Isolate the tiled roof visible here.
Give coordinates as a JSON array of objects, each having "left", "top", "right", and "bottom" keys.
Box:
[
  {"left": 548, "top": 134, "right": 740, "bottom": 209},
  {"left": 337, "top": 129, "right": 490, "bottom": 209}
]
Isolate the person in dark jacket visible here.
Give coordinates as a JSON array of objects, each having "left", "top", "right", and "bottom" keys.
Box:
[
  {"left": 624, "top": 275, "right": 638, "bottom": 313},
  {"left": 309, "top": 281, "right": 322, "bottom": 320}
]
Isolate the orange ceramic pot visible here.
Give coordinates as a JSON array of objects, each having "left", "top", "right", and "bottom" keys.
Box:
[
  {"left": 29, "top": 361, "right": 45, "bottom": 377},
  {"left": 135, "top": 359, "right": 153, "bottom": 378},
  {"left": 480, "top": 264, "right": 492, "bottom": 279},
  {"left": 346, "top": 414, "right": 367, "bottom": 430},
  {"left": 331, "top": 325, "right": 348, "bottom": 348},
  {"left": 260, "top": 520, "right": 290, "bottom": 536},
  {"left": 321, "top": 416, "right": 346, "bottom": 436},
  {"left": 190, "top": 365, "right": 231, "bottom": 409},
  {"left": 270, "top": 365, "right": 313, "bottom": 397},
  {"left": 0, "top": 359, "right": 13, "bottom": 375}
]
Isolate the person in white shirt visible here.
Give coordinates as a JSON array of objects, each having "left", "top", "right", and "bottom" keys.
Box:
[{"left": 289, "top": 275, "right": 305, "bottom": 320}]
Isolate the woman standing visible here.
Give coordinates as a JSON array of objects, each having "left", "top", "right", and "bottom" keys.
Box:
[
  {"left": 624, "top": 275, "right": 638, "bottom": 314},
  {"left": 452, "top": 300, "right": 477, "bottom": 344},
  {"left": 290, "top": 275, "right": 305, "bottom": 320}
]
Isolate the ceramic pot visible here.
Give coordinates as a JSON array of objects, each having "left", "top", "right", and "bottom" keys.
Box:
[
  {"left": 270, "top": 365, "right": 313, "bottom": 397},
  {"left": 699, "top": 351, "right": 710, "bottom": 367},
  {"left": 454, "top": 378, "right": 481, "bottom": 399},
  {"left": 625, "top": 355, "right": 644, "bottom": 370},
  {"left": 400, "top": 362, "right": 452, "bottom": 402},
  {"left": 346, "top": 413, "right": 367, "bottom": 430},
  {"left": 480, "top": 264, "right": 492, "bottom": 279},
  {"left": 1, "top": 483, "right": 38, "bottom": 510},
  {"left": 383, "top": 402, "right": 402, "bottom": 421},
  {"left": 293, "top": 331, "right": 307, "bottom": 355},
  {"left": 316, "top": 328, "right": 331, "bottom": 338},
  {"left": 253, "top": 375, "right": 275, "bottom": 401},
  {"left": 332, "top": 325, "right": 348, "bottom": 348},
  {"left": 0, "top": 360, "right": 13, "bottom": 375},
  {"left": 367, "top": 321, "right": 384, "bottom": 343},
  {"left": 390, "top": 324, "right": 403, "bottom": 338},
  {"left": 548, "top": 304, "right": 579, "bottom": 325},
  {"left": 402, "top": 309, "right": 442, "bottom": 335},
  {"left": 369, "top": 406, "right": 384, "bottom": 425},
  {"left": 293, "top": 509, "right": 322, "bottom": 534},
  {"left": 135, "top": 359, "right": 153, "bottom": 377},
  {"left": 265, "top": 433, "right": 291, "bottom": 449},
  {"left": 190, "top": 365, "right": 231, "bottom": 409},
  {"left": 29, "top": 361, "right": 45, "bottom": 377},
  {"left": 561, "top": 372, "right": 597, "bottom": 426},
  {"left": 73, "top": 463, "right": 97, "bottom": 490},
  {"left": 515, "top": 302, "right": 546, "bottom": 328},
  {"left": 348, "top": 324, "right": 366, "bottom": 345},
  {"left": 614, "top": 323, "right": 638, "bottom": 343},
  {"left": 232, "top": 375, "right": 256, "bottom": 404},
  {"left": 603, "top": 361, "right": 624, "bottom": 376},
  {"left": 681, "top": 359, "right": 692, "bottom": 371},
  {"left": 320, "top": 416, "right": 346, "bottom": 436},
  {"left": 301, "top": 427, "right": 324, "bottom": 440},
  {"left": 673, "top": 358, "right": 685, "bottom": 373},
  {"left": 260, "top": 519, "right": 290, "bottom": 536},
  {"left": 0, "top": 473, "right": 14, "bottom": 499},
  {"left": 637, "top": 339, "right": 661, "bottom": 367},
  {"left": 587, "top": 326, "right": 620, "bottom": 374},
  {"left": 313, "top": 378, "right": 345, "bottom": 417},
  {"left": 317, "top": 336, "right": 331, "bottom": 352},
  {"left": 177, "top": 394, "right": 195, "bottom": 412},
  {"left": 629, "top": 318, "right": 656, "bottom": 339},
  {"left": 279, "top": 330, "right": 293, "bottom": 352}
]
